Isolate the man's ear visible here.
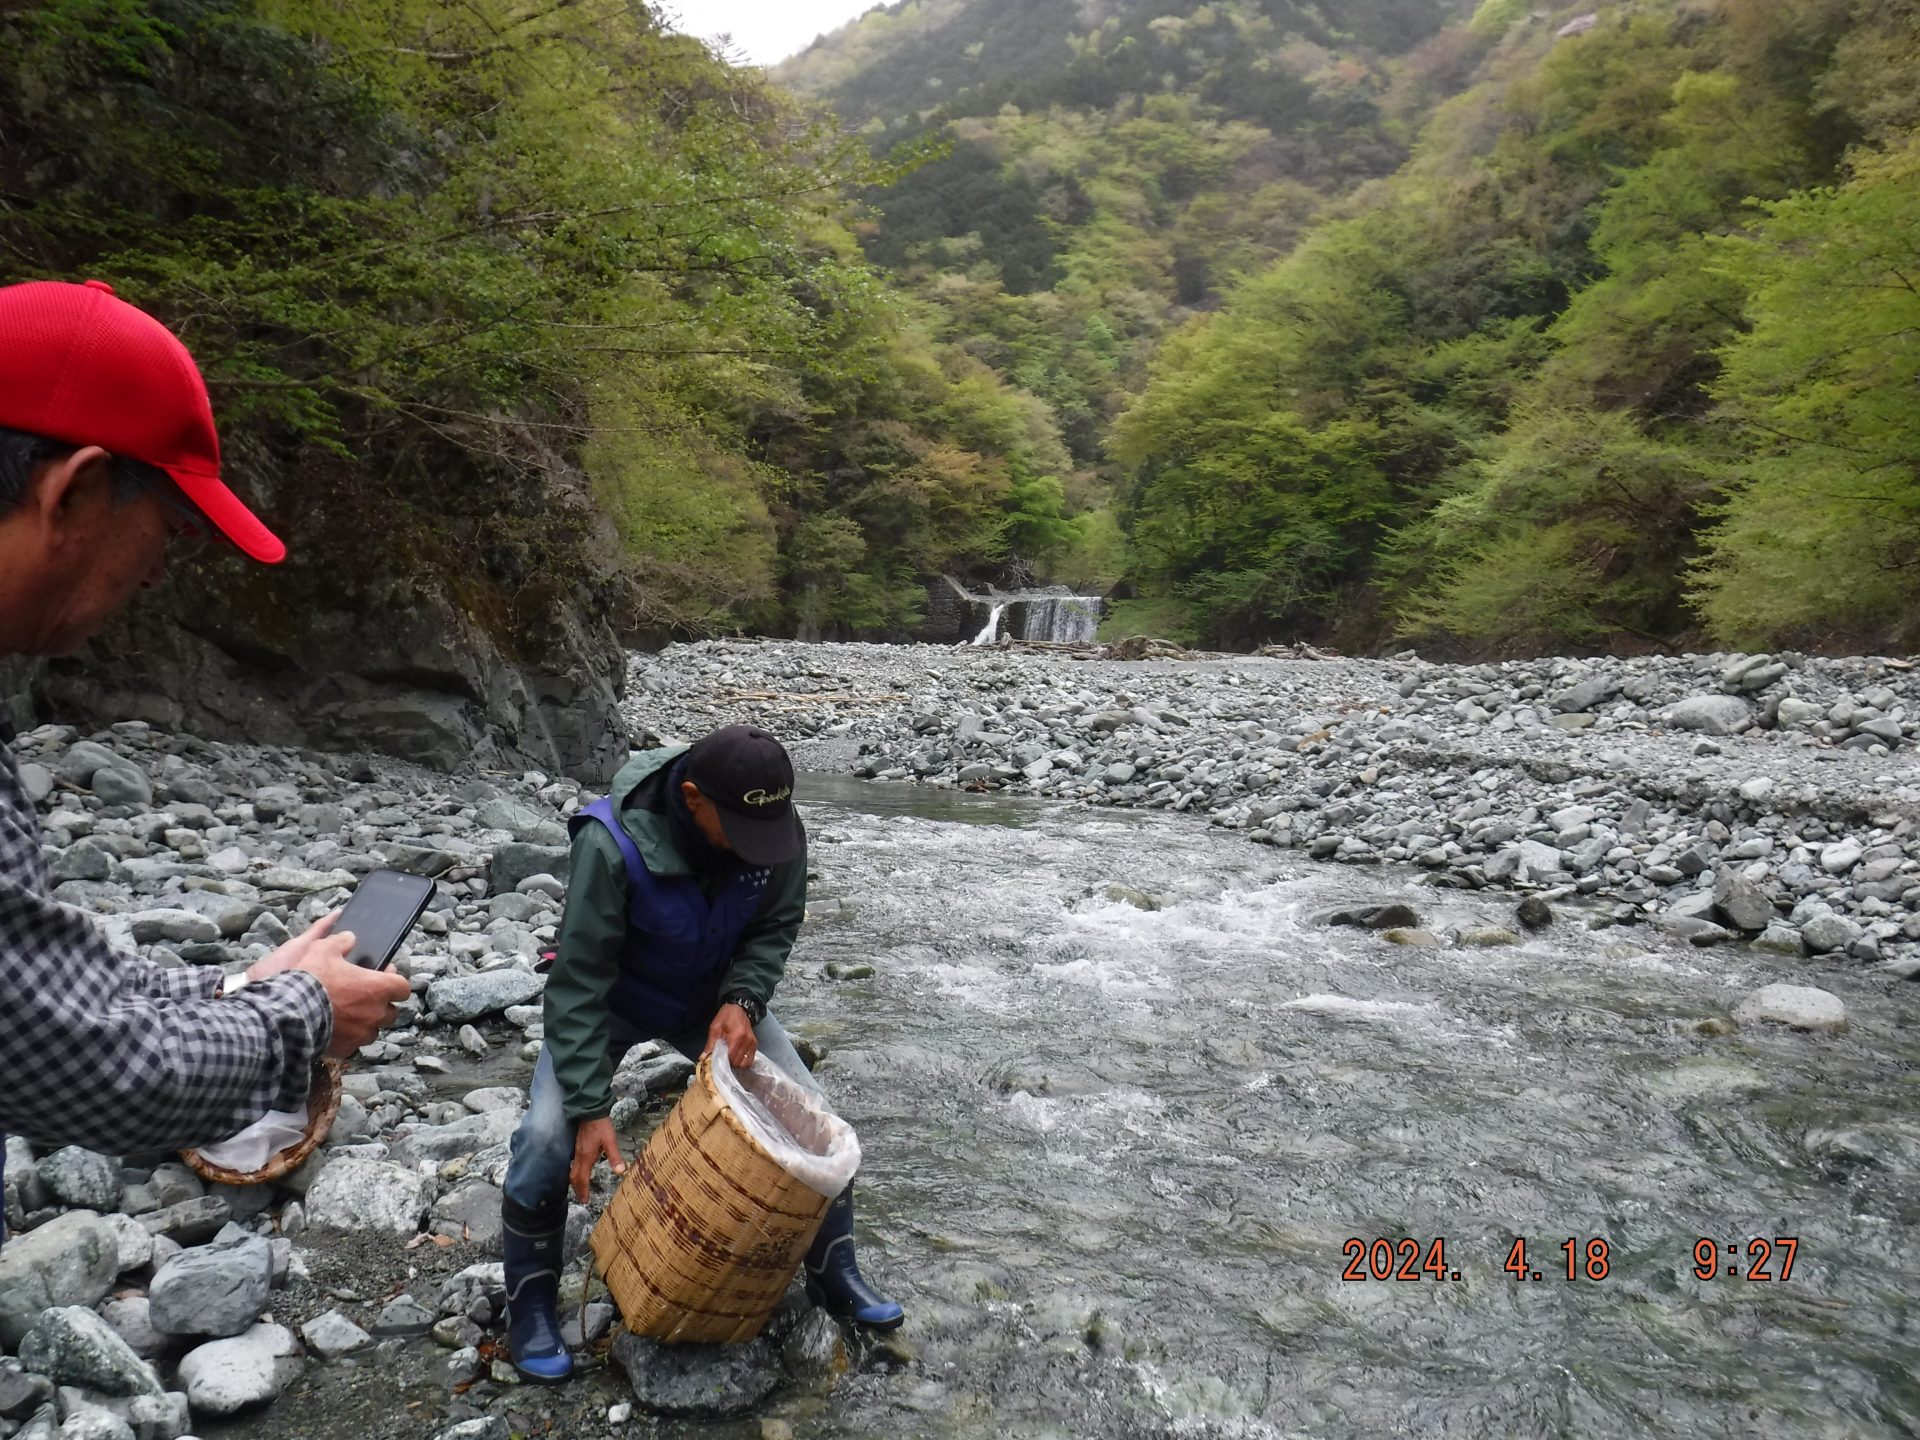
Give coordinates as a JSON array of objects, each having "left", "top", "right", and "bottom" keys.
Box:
[{"left": 29, "top": 445, "right": 115, "bottom": 545}]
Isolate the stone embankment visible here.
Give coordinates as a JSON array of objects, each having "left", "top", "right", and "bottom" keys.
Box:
[{"left": 627, "top": 639, "right": 1920, "bottom": 979}]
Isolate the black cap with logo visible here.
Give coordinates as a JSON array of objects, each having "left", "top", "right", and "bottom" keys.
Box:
[{"left": 684, "top": 724, "right": 803, "bottom": 866}]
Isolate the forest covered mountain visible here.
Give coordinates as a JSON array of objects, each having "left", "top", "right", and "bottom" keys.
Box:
[
  {"left": 785, "top": 0, "right": 1920, "bottom": 654},
  {"left": 3, "top": 0, "right": 1914, "bottom": 712}
]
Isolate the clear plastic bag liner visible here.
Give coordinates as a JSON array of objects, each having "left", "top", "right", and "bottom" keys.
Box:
[{"left": 708, "top": 1040, "right": 861, "bottom": 1199}]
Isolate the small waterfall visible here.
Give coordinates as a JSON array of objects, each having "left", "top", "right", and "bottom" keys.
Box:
[
  {"left": 972, "top": 602, "right": 1009, "bottom": 646},
  {"left": 948, "top": 575, "right": 1104, "bottom": 646},
  {"left": 1018, "top": 596, "right": 1101, "bottom": 645}
]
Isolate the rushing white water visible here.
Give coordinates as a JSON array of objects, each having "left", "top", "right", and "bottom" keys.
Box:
[
  {"left": 958, "top": 584, "right": 1102, "bottom": 645},
  {"left": 771, "top": 771, "right": 1920, "bottom": 1440},
  {"left": 971, "top": 602, "right": 1009, "bottom": 646},
  {"left": 1016, "top": 595, "right": 1101, "bottom": 644}
]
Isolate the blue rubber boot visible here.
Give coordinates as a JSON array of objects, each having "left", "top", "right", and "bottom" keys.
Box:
[
  {"left": 502, "top": 1208, "right": 573, "bottom": 1382},
  {"left": 804, "top": 1184, "right": 905, "bottom": 1330}
]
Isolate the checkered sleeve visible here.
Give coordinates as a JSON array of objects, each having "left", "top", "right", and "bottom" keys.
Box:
[
  {"left": 122, "top": 954, "right": 224, "bottom": 1004},
  {"left": 0, "top": 741, "right": 334, "bottom": 1152}
]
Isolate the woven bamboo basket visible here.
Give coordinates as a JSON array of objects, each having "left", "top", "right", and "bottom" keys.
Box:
[
  {"left": 591, "top": 1051, "right": 834, "bottom": 1344},
  {"left": 180, "top": 1059, "right": 344, "bottom": 1187}
]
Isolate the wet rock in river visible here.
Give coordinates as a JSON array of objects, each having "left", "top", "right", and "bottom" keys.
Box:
[
  {"left": 1712, "top": 871, "right": 1775, "bottom": 931},
  {"left": 1327, "top": 903, "right": 1419, "bottom": 931},
  {"left": 1515, "top": 896, "right": 1554, "bottom": 930},
  {"left": 1799, "top": 910, "right": 1863, "bottom": 955},
  {"left": 1733, "top": 983, "right": 1847, "bottom": 1033},
  {"left": 611, "top": 1331, "right": 781, "bottom": 1417}
]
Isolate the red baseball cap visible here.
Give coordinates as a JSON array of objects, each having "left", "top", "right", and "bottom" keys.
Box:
[{"left": 0, "top": 279, "right": 286, "bottom": 562}]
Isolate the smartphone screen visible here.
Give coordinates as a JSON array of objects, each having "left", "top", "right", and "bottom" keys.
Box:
[{"left": 335, "top": 868, "right": 436, "bottom": 970}]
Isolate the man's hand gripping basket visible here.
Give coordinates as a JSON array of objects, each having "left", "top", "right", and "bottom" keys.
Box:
[{"left": 590, "top": 1041, "right": 860, "bottom": 1343}]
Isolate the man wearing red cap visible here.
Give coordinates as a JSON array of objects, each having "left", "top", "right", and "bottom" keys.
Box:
[{"left": 0, "top": 280, "right": 412, "bottom": 1228}]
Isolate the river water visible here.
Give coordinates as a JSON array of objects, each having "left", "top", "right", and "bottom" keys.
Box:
[{"left": 773, "top": 772, "right": 1920, "bottom": 1439}]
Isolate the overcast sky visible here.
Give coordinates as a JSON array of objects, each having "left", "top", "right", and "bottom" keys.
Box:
[{"left": 664, "top": 0, "right": 886, "bottom": 67}]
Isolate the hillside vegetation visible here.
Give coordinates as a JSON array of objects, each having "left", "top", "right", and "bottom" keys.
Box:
[
  {"left": 786, "top": 0, "right": 1920, "bottom": 654},
  {"left": 0, "top": 0, "right": 1079, "bottom": 645}
]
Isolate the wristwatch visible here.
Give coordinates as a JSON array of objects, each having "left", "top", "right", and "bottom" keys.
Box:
[
  {"left": 720, "top": 990, "right": 766, "bottom": 1026},
  {"left": 219, "top": 968, "right": 259, "bottom": 997}
]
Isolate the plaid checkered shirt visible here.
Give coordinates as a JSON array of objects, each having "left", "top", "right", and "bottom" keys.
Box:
[{"left": 0, "top": 704, "right": 332, "bottom": 1161}]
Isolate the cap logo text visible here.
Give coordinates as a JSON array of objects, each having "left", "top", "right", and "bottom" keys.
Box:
[{"left": 742, "top": 786, "right": 791, "bottom": 806}]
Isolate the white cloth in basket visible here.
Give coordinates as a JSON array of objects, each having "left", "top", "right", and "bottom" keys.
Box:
[{"left": 196, "top": 1101, "right": 311, "bottom": 1172}]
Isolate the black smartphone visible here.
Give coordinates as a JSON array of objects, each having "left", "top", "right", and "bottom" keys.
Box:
[{"left": 335, "top": 868, "right": 436, "bottom": 970}]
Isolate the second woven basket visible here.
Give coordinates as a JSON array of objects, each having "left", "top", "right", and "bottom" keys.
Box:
[{"left": 590, "top": 1051, "right": 834, "bottom": 1343}]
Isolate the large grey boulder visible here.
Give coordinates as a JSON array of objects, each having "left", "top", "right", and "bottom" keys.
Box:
[
  {"left": 611, "top": 1330, "right": 781, "bottom": 1417},
  {"left": 1712, "top": 871, "right": 1774, "bottom": 932},
  {"left": 0, "top": 1211, "right": 118, "bottom": 1347},
  {"left": 389, "top": 1111, "right": 520, "bottom": 1169},
  {"left": 487, "top": 843, "right": 570, "bottom": 896},
  {"left": 1549, "top": 675, "right": 1619, "bottom": 714},
  {"left": 91, "top": 761, "right": 154, "bottom": 807},
  {"left": 127, "top": 910, "right": 221, "bottom": 946},
  {"left": 174, "top": 1322, "right": 302, "bottom": 1418},
  {"left": 17, "top": 1306, "right": 163, "bottom": 1397},
  {"left": 1663, "top": 695, "right": 1754, "bottom": 736},
  {"left": 1800, "top": 911, "right": 1864, "bottom": 954},
  {"left": 611, "top": 1042, "right": 696, "bottom": 1100},
  {"left": 53, "top": 741, "right": 122, "bottom": 784},
  {"left": 148, "top": 1236, "right": 273, "bottom": 1339},
  {"left": 35, "top": 1148, "right": 122, "bottom": 1212},
  {"left": 427, "top": 969, "right": 544, "bottom": 1024},
  {"left": 303, "top": 1159, "right": 432, "bottom": 1235},
  {"left": 300, "top": 1311, "right": 372, "bottom": 1360},
  {"left": 474, "top": 797, "right": 566, "bottom": 845},
  {"left": 1734, "top": 984, "right": 1848, "bottom": 1034}
]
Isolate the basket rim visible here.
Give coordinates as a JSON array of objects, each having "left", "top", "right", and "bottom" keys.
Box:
[{"left": 180, "top": 1057, "right": 343, "bottom": 1187}]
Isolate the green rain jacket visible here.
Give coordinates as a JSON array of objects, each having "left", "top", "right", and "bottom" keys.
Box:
[{"left": 543, "top": 744, "right": 807, "bottom": 1122}]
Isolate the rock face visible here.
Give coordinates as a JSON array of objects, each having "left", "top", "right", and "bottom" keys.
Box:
[{"left": 18, "top": 511, "right": 628, "bottom": 782}]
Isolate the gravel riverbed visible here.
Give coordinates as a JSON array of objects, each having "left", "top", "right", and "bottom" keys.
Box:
[{"left": 630, "top": 638, "right": 1920, "bottom": 976}]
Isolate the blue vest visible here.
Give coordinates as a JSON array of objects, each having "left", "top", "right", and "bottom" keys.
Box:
[{"left": 574, "top": 797, "right": 773, "bottom": 1034}]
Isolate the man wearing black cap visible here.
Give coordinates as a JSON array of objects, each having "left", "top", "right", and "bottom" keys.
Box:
[{"left": 498, "top": 725, "right": 903, "bottom": 1382}]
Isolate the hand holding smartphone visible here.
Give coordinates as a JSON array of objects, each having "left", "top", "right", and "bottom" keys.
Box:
[{"left": 334, "top": 868, "right": 436, "bottom": 970}]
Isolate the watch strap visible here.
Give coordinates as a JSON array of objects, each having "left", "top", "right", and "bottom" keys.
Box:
[{"left": 720, "top": 990, "right": 766, "bottom": 1026}]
